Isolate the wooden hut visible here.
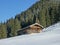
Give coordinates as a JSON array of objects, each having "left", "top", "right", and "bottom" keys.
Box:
[{"left": 17, "top": 23, "right": 44, "bottom": 35}]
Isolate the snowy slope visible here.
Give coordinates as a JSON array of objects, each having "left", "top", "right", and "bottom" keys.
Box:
[{"left": 0, "top": 22, "right": 60, "bottom": 45}]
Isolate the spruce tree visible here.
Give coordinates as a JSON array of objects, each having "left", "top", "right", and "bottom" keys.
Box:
[
  {"left": 0, "top": 23, "right": 7, "bottom": 38},
  {"left": 14, "top": 18, "right": 21, "bottom": 36}
]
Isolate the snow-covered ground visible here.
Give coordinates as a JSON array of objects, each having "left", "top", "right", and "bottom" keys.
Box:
[{"left": 0, "top": 22, "right": 60, "bottom": 45}]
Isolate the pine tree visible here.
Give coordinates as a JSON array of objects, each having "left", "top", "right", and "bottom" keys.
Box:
[
  {"left": 14, "top": 18, "right": 21, "bottom": 36},
  {"left": 0, "top": 24, "right": 2, "bottom": 39},
  {"left": 40, "top": 8, "right": 46, "bottom": 27},
  {"left": 0, "top": 23, "right": 7, "bottom": 38},
  {"left": 57, "top": 4, "right": 60, "bottom": 21},
  {"left": 7, "top": 18, "right": 15, "bottom": 37},
  {"left": 10, "top": 18, "right": 15, "bottom": 37},
  {"left": 45, "top": 6, "right": 51, "bottom": 27}
]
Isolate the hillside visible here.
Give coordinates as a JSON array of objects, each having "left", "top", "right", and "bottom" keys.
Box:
[
  {"left": 0, "top": 22, "right": 60, "bottom": 45},
  {"left": 0, "top": 0, "right": 60, "bottom": 38},
  {"left": 15, "top": 0, "right": 60, "bottom": 27}
]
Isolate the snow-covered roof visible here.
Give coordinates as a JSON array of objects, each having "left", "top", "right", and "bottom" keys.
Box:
[
  {"left": 18, "top": 23, "right": 44, "bottom": 31},
  {"left": 30, "top": 23, "right": 44, "bottom": 28}
]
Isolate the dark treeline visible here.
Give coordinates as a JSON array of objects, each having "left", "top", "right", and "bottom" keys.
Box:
[{"left": 0, "top": 0, "right": 60, "bottom": 39}]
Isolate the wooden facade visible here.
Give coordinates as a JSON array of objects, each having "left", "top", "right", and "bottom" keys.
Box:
[{"left": 17, "top": 23, "right": 44, "bottom": 35}]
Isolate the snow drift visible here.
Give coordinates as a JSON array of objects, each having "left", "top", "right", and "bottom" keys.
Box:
[{"left": 0, "top": 22, "right": 60, "bottom": 45}]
